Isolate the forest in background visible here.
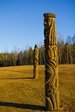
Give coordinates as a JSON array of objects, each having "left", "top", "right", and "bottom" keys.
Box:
[{"left": 0, "top": 34, "right": 75, "bottom": 67}]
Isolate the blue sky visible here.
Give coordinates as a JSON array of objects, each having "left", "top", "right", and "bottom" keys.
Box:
[{"left": 0, "top": 0, "right": 75, "bottom": 52}]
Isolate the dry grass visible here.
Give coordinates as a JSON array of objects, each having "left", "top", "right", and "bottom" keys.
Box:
[
  {"left": 59, "top": 65, "right": 75, "bottom": 112},
  {"left": 0, "top": 65, "right": 75, "bottom": 112}
]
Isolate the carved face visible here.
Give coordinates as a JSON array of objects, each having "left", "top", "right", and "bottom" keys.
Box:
[
  {"left": 44, "top": 17, "right": 55, "bottom": 28},
  {"left": 44, "top": 17, "right": 51, "bottom": 29}
]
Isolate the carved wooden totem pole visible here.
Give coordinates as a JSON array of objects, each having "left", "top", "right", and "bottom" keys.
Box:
[
  {"left": 33, "top": 44, "right": 39, "bottom": 79},
  {"left": 44, "top": 13, "right": 59, "bottom": 111}
]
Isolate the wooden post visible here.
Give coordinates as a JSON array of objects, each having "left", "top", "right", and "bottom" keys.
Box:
[
  {"left": 33, "top": 44, "right": 39, "bottom": 79},
  {"left": 44, "top": 13, "right": 59, "bottom": 111}
]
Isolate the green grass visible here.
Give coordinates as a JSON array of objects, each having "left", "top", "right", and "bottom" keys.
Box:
[{"left": 0, "top": 65, "right": 75, "bottom": 112}]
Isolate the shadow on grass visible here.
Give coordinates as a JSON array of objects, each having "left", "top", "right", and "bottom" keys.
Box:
[{"left": 0, "top": 101, "right": 45, "bottom": 110}]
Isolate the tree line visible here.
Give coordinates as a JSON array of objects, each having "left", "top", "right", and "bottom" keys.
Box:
[
  {"left": 57, "top": 34, "right": 75, "bottom": 64},
  {"left": 0, "top": 35, "right": 75, "bottom": 67}
]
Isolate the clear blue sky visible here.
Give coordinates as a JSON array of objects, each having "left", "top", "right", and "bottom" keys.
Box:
[{"left": 0, "top": 0, "right": 75, "bottom": 52}]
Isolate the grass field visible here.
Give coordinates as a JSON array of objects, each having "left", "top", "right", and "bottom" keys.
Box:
[{"left": 0, "top": 65, "right": 75, "bottom": 112}]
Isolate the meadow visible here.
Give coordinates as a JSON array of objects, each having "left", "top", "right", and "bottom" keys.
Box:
[{"left": 0, "top": 65, "right": 75, "bottom": 112}]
